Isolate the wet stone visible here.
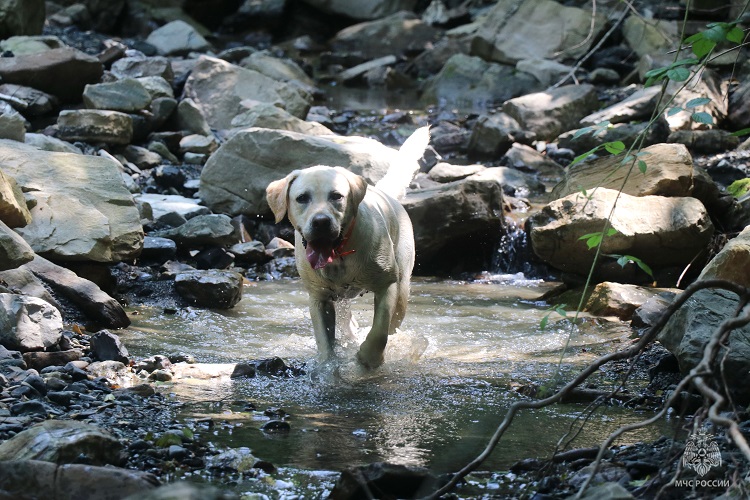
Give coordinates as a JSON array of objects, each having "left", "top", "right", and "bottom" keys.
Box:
[{"left": 260, "top": 420, "right": 290, "bottom": 433}]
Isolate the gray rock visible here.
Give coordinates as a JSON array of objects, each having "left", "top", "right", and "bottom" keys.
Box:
[
  {"left": 575, "top": 481, "right": 635, "bottom": 499},
  {"left": 729, "top": 77, "right": 750, "bottom": 129},
  {"left": 183, "top": 55, "right": 312, "bottom": 130},
  {"left": 0, "top": 293, "right": 62, "bottom": 351},
  {"left": 504, "top": 143, "right": 565, "bottom": 186},
  {"left": 0, "top": 101, "right": 25, "bottom": 142},
  {"left": 330, "top": 461, "right": 438, "bottom": 500},
  {"left": 0, "top": 0, "right": 45, "bottom": 38},
  {"left": 503, "top": 84, "right": 600, "bottom": 141},
  {"left": 83, "top": 78, "right": 152, "bottom": 113},
  {"left": 90, "top": 330, "right": 129, "bottom": 363},
  {"left": 57, "top": 109, "right": 133, "bottom": 145},
  {"left": 622, "top": 15, "right": 678, "bottom": 59},
  {"left": 141, "top": 236, "right": 177, "bottom": 263},
  {"left": 467, "top": 112, "right": 521, "bottom": 159},
  {"left": 427, "top": 162, "right": 485, "bottom": 183},
  {"left": 0, "top": 139, "right": 143, "bottom": 262},
  {"left": 137, "top": 76, "right": 174, "bottom": 99},
  {"left": 23, "top": 349, "right": 81, "bottom": 372},
  {"left": 179, "top": 134, "right": 218, "bottom": 155},
  {"left": 421, "top": 54, "right": 541, "bottom": 109},
  {"left": 667, "top": 129, "right": 740, "bottom": 154},
  {"left": 229, "top": 100, "right": 332, "bottom": 136},
  {"left": 24, "top": 255, "right": 131, "bottom": 329},
  {"left": 330, "top": 11, "right": 440, "bottom": 59},
  {"left": 0, "top": 46, "right": 103, "bottom": 103},
  {"left": 0, "top": 220, "right": 33, "bottom": 271},
  {"left": 158, "top": 214, "right": 238, "bottom": 247},
  {"left": 698, "top": 225, "right": 750, "bottom": 287},
  {"left": 468, "top": 166, "right": 545, "bottom": 198},
  {"left": 135, "top": 193, "right": 210, "bottom": 223},
  {"left": 0, "top": 34, "right": 64, "bottom": 56},
  {"left": 471, "top": 0, "right": 606, "bottom": 65},
  {"left": 632, "top": 292, "right": 676, "bottom": 329},
  {"left": 24, "top": 133, "right": 82, "bottom": 154},
  {"left": 580, "top": 86, "right": 662, "bottom": 126},
  {"left": 658, "top": 288, "right": 750, "bottom": 402},
  {"left": 149, "top": 96, "right": 178, "bottom": 129},
  {"left": 122, "top": 144, "right": 163, "bottom": 169},
  {"left": 0, "top": 168, "right": 31, "bottom": 228},
  {"left": 528, "top": 188, "right": 714, "bottom": 278},
  {"left": 110, "top": 56, "right": 174, "bottom": 83},
  {"left": 145, "top": 20, "right": 212, "bottom": 56},
  {"left": 559, "top": 117, "right": 670, "bottom": 154},
  {"left": 175, "top": 270, "right": 243, "bottom": 309},
  {"left": 124, "top": 481, "right": 232, "bottom": 500},
  {"left": 0, "top": 83, "right": 58, "bottom": 118},
  {"left": 177, "top": 98, "right": 212, "bottom": 136},
  {"left": 585, "top": 282, "right": 674, "bottom": 320},
  {"left": 240, "top": 51, "right": 317, "bottom": 94},
  {"left": 231, "top": 240, "right": 268, "bottom": 264},
  {"left": 516, "top": 58, "right": 576, "bottom": 87},
  {"left": 402, "top": 177, "right": 506, "bottom": 270},
  {"left": 0, "top": 266, "right": 59, "bottom": 309},
  {"left": 665, "top": 69, "right": 725, "bottom": 132},
  {"left": 147, "top": 140, "right": 179, "bottom": 164},
  {"left": 301, "top": 0, "right": 417, "bottom": 20},
  {"left": 200, "top": 127, "right": 406, "bottom": 217}
]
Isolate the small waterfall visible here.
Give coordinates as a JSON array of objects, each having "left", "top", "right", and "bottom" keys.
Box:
[{"left": 491, "top": 219, "right": 548, "bottom": 278}]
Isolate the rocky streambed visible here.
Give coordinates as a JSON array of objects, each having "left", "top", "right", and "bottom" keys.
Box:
[{"left": 1, "top": 0, "right": 750, "bottom": 498}]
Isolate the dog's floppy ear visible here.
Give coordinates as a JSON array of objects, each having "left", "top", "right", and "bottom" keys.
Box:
[
  {"left": 334, "top": 167, "right": 367, "bottom": 209},
  {"left": 266, "top": 171, "right": 299, "bottom": 223}
]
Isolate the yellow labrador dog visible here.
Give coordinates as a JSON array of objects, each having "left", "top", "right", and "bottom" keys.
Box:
[{"left": 266, "top": 127, "right": 430, "bottom": 368}]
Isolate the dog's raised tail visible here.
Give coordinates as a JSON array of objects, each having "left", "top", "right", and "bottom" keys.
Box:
[{"left": 375, "top": 126, "right": 430, "bottom": 200}]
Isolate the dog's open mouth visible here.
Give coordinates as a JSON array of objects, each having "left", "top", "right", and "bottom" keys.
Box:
[{"left": 303, "top": 236, "right": 342, "bottom": 270}]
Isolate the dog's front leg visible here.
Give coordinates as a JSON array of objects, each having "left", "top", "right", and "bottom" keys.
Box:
[
  {"left": 357, "top": 282, "right": 398, "bottom": 369},
  {"left": 310, "top": 298, "right": 336, "bottom": 360}
]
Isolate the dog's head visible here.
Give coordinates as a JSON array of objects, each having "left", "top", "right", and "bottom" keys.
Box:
[{"left": 266, "top": 166, "right": 367, "bottom": 269}]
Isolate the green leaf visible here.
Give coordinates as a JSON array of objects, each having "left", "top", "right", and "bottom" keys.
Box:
[
  {"left": 612, "top": 254, "right": 655, "bottom": 278},
  {"left": 667, "top": 67, "right": 691, "bottom": 82},
  {"left": 667, "top": 107, "right": 683, "bottom": 116},
  {"left": 638, "top": 160, "right": 648, "bottom": 174},
  {"left": 570, "top": 145, "right": 601, "bottom": 167},
  {"left": 726, "top": 26, "right": 744, "bottom": 43},
  {"left": 540, "top": 315, "right": 549, "bottom": 330},
  {"left": 573, "top": 125, "right": 594, "bottom": 139},
  {"left": 703, "top": 23, "right": 731, "bottom": 42},
  {"left": 691, "top": 111, "right": 714, "bottom": 124},
  {"left": 692, "top": 38, "right": 716, "bottom": 58},
  {"left": 730, "top": 128, "right": 750, "bottom": 137},
  {"left": 685, "top": 97, "right": 711, "bottom": 108},
  {"left": 555, "top": 305, "right": 568, "bottom": 317},
  {"left": 579, "top": 232, "right": 603, "bottom": 250},
  {"left": 603, "top": 141, "right": 626, "bottom": 155},
  {"left": 606, "top": 228, "right": 618, "bottom": 236}
]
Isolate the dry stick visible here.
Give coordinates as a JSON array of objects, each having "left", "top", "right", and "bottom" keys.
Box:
[
  {"left": 575, "top": 291, "right": 750, "bottom": 498},
  {"left": 422, "top": 279, "right": 747, "bottom": 499}
]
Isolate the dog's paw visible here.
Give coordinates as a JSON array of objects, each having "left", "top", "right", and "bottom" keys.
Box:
[{"left": 355, "top": 349, "right": 384, "bottom": 370}]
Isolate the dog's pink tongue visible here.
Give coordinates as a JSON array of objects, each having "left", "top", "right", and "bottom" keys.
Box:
[{"left": 306, "top": 244, "right": 335, "bottom": 270}]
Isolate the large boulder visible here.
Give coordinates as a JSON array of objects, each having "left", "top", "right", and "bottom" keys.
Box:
[
  {"left": 24, "top": 255, "right": 131, "bottom": 329},
  {"left": 0, "top": 293, "right": 62, "bottom": 352},
  {"left": 329, "top": 11, "right": 441, "bottom": 59},
  {"left": 421, "top": 54, "right": 541, "bottom": 109},
  {"left": 0, "top": 0, "right": 45, "bottom": 38},
  {"left": 182, "top": 56, "right": 311, "bottom": 130},
  {"left": 301, "top": 0, "right": 417, "bottom": 20},
  {"left": 0, "top": 420, "right": 121, "bottom": 464},
  {"left": 200, "top": 127, "right": 408, "bottom": 217},
  {"left": 0, "top": 460, "right": 158, "bottom": 500},
  {"left": 0, "top": 46, "right": 103, "bottom": 102},
  {"left": 174, "top": 270, "right": 243, "bottom": 309},
  {"left": 527, "top": 188, "right": 714, "bottom": 278},
  {"left": 658, "top": 288, "right": 750, "bottom": 403},
  {"left": 698, "top": 225, "right": 750, "bottom": 287},
  {"left": 0, "top": 220, "right": 34, "bottom": 271},
  {"left": 0, "top": 139, "right": 143, "bottom": 262},
  {"left": 470, "top": 0, "right": 606, "bottom": 65},
  {"left": 622, "top": 15, "right": 678, "bottom": 59},
  {"left": 402, "top": 176, "right": 505, "bottom": 272},
  {"left": 550, "top": 143, "right": 725, "bottom": 218},
  {"left": 0, "top": 168, "right": 31, "bottom": 228},
  {"left": 503, "top": 84, "right": 600, "bottom": 141}
]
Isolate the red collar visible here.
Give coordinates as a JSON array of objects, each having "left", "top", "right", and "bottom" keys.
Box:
[{"left": 334, "top": 217, "right": 357, "bottom": 259}]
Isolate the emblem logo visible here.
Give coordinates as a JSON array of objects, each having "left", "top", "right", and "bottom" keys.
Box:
[{"left": 682, "top": 428, "right": 722, "bottom": 477}]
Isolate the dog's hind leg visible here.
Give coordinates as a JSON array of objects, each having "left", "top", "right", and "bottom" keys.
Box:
[
  {"left": 310, "top": 299, "right": 336, "bottom": 361},
  {"left": 390, "top": 279, "right": 409, "bottom": 333}
]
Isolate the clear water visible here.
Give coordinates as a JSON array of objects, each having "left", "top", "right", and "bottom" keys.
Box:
[{"left": 121, "top": 277, "right": 672, "bottom": 475}]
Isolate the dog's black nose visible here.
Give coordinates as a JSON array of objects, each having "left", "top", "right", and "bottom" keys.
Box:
[{"left": 311, "top": 214, "right": 332, "bottom": 231}]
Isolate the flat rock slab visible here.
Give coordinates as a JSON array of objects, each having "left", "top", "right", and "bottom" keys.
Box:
[{"left": 0, "top": 46, "right": 103, "bottom": 102}]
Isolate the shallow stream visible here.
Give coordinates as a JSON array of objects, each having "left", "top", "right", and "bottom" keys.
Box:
[{"left": 121, "top": 276, "right": 675, "bottom": 485}]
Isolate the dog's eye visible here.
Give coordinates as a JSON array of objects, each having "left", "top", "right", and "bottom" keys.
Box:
[
  {"left": 329, "top": 192, "right": 344, "bottom": 201},
  {"left": 296, "top": 193, "right": 310, "bottom": 204}
]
